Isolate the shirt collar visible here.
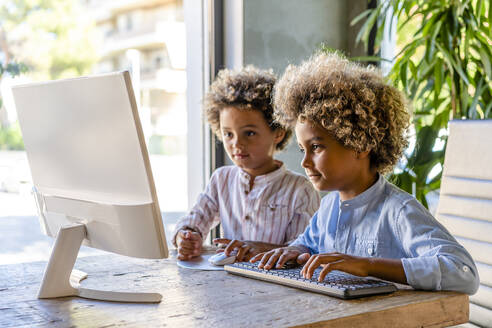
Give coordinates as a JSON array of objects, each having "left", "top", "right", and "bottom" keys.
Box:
[
  {"left": 239, "top": 161, "right": 286, "bottom": 186},
  {"left": 339, "top": 174, "right": 386, "bottom": 208}
]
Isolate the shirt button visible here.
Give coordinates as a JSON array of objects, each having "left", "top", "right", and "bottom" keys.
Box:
[
  {"left": 244, "top": 215, "right": 251, "bottom": 221},
  {"left": 344, "top": 204, "right": 350, "bottom": 207},
  {"left": 367, "top": 247, "right": 374, "bottom": 256},
  {"left": 462, "top": 265, "right": 469, "bottom": 272}
]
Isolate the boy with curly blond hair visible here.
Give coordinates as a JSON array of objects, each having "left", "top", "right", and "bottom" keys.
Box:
[
  {"left": 253, "top": 53, "right": 479, "bottom": 294},
  {"left": 173, "top": 66, "right": 320, "bottom": 262}
]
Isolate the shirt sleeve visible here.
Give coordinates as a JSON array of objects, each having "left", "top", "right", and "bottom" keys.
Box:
[
  {"left": 284, "top": 181, "right": 321, "bottom": 244},
  {"left": 171, "top": 170, "right": 221, "bottom": 247},
  {"left": 289, "top": 211, "right": 322, "bottom": 254},
  {"left": 397, "top": 199, "right": 480, "bottom": 295}
]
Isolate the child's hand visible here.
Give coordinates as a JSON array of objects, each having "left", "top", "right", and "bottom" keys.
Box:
[
  {"left": 250, "top": 246, "right": 311, "bottom": 270},
  {"left": 176, "top": 229, "right": 203, "bottom": 261},
  {"left": 212, "top": 238, "right": 274, "bottom": 262},
  {"left": 301, "top": 252, "right": 370, "bottom": 281}
]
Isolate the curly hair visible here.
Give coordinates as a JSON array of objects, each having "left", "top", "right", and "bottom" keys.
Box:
[
  {"left": 204, "top": 66, "right": 292, "bottom": 151},
  {"left": 274, "top": 52, "right": 410, "bottom": 174}
]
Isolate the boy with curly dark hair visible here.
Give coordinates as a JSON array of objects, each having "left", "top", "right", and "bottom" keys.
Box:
[
  {"left": 252, "top": 53, "right": 479, "bottom": 294},
  {"left": 173, "top": 66, "right": 320, "bottom": 262}
]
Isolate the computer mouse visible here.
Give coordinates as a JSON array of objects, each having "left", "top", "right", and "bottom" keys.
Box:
[{"left": 208, "top": 252, "right": 236, "bottom": 266}]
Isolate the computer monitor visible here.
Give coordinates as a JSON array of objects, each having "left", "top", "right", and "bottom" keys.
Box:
[{"left": 12, "top": 71, "right": 168, "bottom": 303}]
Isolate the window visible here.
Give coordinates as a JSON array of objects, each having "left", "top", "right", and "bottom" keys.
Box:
[{"left": 0, "top": 0, "right": 197, "bottom": 264}]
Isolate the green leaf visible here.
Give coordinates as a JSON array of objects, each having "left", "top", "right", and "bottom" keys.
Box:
[
  {"left": 409, "top": 60, "right": 417, "bottom": 79},
  {"left": 400, "top": 61, "right": 408, "bottom": 90},
  {"left": 350, "top": 9, "right": 372, "bottom": 26},
  {"left": 479, "top": 47, "right": 492, "bottom": 80},
  {"left": 475, "top": 31, "right": 492, "bottom": 52},
  {"left": 436, "top": 43, "right": 470, "bottom": 84},
  {"left": 404, "top": 1, "right": 414, "bottom": 15},
  {"left": 415, "top": 79, "right": 434, "bottom": 100},
  {"left": 395, "top": 38, "right": 424, "bottom": 58},
  {"left": 389, "top": 171, "right": 414, "bottom": 195},
  {"left": 476, "top": 0, "right": 484, "bottom": 24},
  {"left": 485, "top": 102, "right": 492, "bottom": 117},
  {"left": 430, "top": 19, "right": 443, "bottom": 44},
  {"left": 422, "top": 14, "right": 438, "bottom": 37},
  {"left": 414, "top": 126, "right": 439, "bottom": 165},
  {"left": 355, "top": 7, "right": 380, "bottom": 45},
  {"left": 434, "top": 58, "right": 443, "bottom": 96},
  {"left": 489, "top": 1, "right": 492, "bottom": 38},
  {"left": 469, "top": 77, "right": 486, "bottom": 119}
]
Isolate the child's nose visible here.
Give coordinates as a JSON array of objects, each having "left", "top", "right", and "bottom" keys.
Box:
[
  {"left": 301, "top": 154, "right": 313, "bottom": 168},
  {"left": 232, "top": 136, "right": 244, "bottom": 148}
]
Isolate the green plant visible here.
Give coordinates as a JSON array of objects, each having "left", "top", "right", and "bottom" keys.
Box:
[
  {"left": 352, "top": 0, "right": 492, "bottom": 207},
  {"left": 0, "top": 61, "right": 28, "bottom": 150},
  {"left": 0, "top": 123, "right": 24, "bottom": 150}
]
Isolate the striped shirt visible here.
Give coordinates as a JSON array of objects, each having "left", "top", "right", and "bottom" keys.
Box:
[{"left": 172, "top": 163, "right": 320, "bottom": 246}]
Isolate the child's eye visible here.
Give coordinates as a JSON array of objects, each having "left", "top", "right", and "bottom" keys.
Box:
[
  {"left": 223, "top": 132, "right": 233, "bottom": 138},
  {"left": 245, "top": 131, "right": 256, "bottom": 137},
  {"left": 298, "top": 147, "right": 305, "bottom": 153},
  {"left": 312, "top": 144, "right": 322, "bottom": 151}
]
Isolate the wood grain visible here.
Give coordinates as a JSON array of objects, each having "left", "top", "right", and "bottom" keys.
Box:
[{"left": 0, "top": 251, "right": 469, "bottom": 328}]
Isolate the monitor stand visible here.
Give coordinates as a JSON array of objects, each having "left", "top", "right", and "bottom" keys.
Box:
[{"left": 37, "top": 223, "right": 162, "bottom": 303}]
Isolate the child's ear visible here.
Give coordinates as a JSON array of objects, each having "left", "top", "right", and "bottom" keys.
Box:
[
  {"left": 356, "top": 150, "right": 371, "bottom": 159},
  {"left": 274, "top": 129, "right": 286, "bottom": 145}
]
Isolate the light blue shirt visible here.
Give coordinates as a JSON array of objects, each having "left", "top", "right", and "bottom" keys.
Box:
[{"left": 291, "top": 175, "right": 480, "bottom": 294}]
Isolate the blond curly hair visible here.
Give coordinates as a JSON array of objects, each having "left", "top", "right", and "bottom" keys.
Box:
[
  {"left": 204, "top": 66, "right": 292, "bottom": 151},
  {"left": 274, "top": 52, "right": 410, "bottom": 174}
]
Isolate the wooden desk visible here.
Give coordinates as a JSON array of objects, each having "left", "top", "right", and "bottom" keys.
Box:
[{"left": 0, "top": 252, "right": 468, "bottom": 328}]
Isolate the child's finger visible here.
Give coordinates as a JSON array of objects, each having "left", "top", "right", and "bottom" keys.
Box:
[
  {"left": 297, "top": 253, "right": 311, "bottom": 264},
  {"left": 178, "top": 246, "right": 196, "bottom": 253},
  {"left": 177, "top": 253, "right": 193, "bottom": 261},
  {"left": 177, "top": 229, "right": 193, "bottom": 240},
  {"left": 264, "top": 250, "right": 282, "bottom": 270},
  {"left": 242, "top": 250, "right": 258, "bottom": 262},
  {"left": 301, "top": 255, "right": 317, "bottom": 277},
  {"left": 307, "top": 255, "right": 323, "bottom": 279},
  {"left": 257, "top": 252, "right": 274, "bottom": 269},
  {"left": 178, "top": 240, "right": 196, "bottom": 251},
  {"left": 300, "top": 255, "right": 312, "bottom": 275},
  {"left": 187, "top": 231, "right": 202, "bottom": 241},
  {"left": 224, "top": 240, "right": 243, "bottom": 256},
  {"left": 276, "top": 253, "right": 295, "bottom": 268},
  {"left": 250, "top": 252, "right": 264, "bottom": 263},
  {"left": 304, "top": 255, "right": 323, "bottom": 279},
  {"left": 236, "top": 245, "right": 251, "bottom": 261},
  {"left": 178, "top": 247, "right": 196, "bottom": 256},
  {"left": 213, "top": 238, "right": 231, "bottom": 245},
  {"left": 318, "top": 260, "right": 343, "bottom": 281}
]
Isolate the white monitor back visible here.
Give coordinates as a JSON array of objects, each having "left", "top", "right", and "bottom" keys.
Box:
[{"left": 12, "top": 71, "right": 168, "bottom": 259}]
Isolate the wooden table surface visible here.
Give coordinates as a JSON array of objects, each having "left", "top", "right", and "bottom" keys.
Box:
[{"left": 0, "top": 250, "right": 469, "bottom": 328}]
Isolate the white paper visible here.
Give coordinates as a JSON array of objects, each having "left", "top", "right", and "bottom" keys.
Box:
[{"left": 176, "top": 253, "right": 225, "bottom": 271}]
